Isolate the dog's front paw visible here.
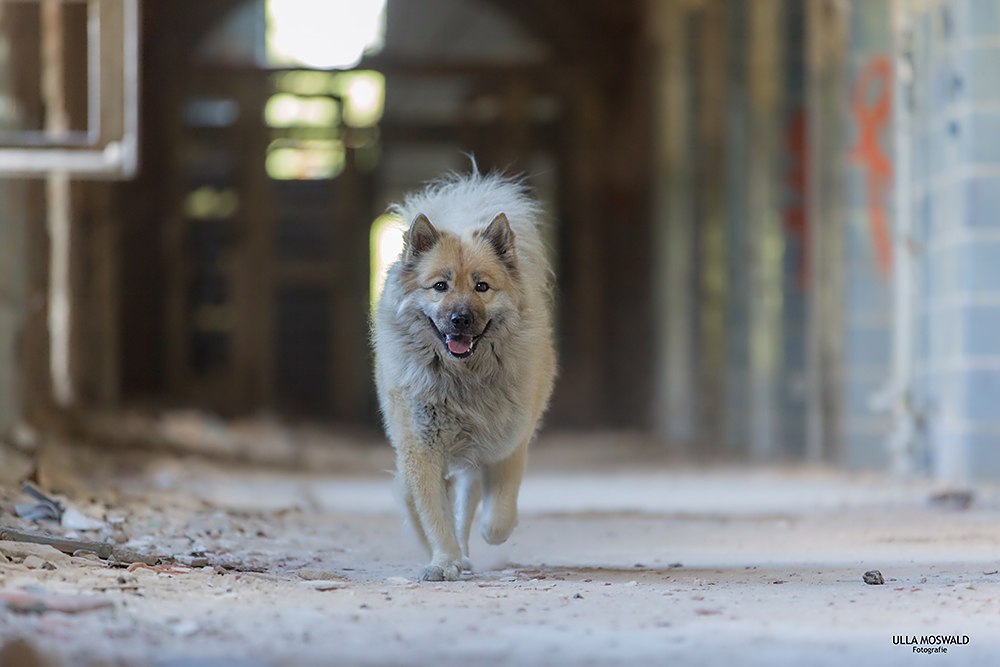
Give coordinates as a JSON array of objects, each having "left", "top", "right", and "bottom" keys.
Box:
[
  {"left": 461, "top": 557, "right": 473, "bottom": 572},
  {"left": 480, "top": 507, "right": 518, "bottom": 546},
  {"left": 419, "top": 560, "right": 461, "bottom": 582}
]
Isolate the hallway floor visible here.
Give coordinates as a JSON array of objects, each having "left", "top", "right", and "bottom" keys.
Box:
[{"left": 2, "top": 434, "right": 999, "bottom": 666}]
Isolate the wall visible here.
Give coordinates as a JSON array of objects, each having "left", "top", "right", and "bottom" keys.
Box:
[{"left": 908, "top": 0, "right": 1000, "bottom": 482}]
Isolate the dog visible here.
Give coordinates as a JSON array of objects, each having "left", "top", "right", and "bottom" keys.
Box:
[{"left": 372, "top": 170, "right": 556, "bottom": 581}]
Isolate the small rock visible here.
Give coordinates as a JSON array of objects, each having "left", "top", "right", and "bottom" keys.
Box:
[
  {"left": 60, "top": 506, "right": 105, "bottom": 531},
  {"left": 625, "top": 581, "right": 638, "bottom": 587},
  {"left": 23, "top": 555, "right": 45, "bottom": 569},
  {"left": 298, "top": 580, "right": 347, "bottom": 591},
  {"left": 297, "top": 569, "right": 347, "bottom": 581},
  {"left": 385, "top": 577, "right": 413, "bottom": 585},
  {"left": 929, "top": 490, "right": 973, "bottom": 510},
  {"left": 73, "top": 550, "right": 102, "bottom": 562},
  {"left": 863, "top": 570, "right": 885, "bottom": 585},
  {"left": 573, "top": 593, "right": 583, "bottom": 599},
  {"left": 175, "top": 555, "right": 210, "bottom": 568}
]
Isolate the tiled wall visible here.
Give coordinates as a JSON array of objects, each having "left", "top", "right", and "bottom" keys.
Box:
[{"left": 911, "top": 0, "right": 1000, "bottom": 483}]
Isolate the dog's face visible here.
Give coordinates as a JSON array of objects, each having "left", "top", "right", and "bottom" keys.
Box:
[{"left": 399, "top": 212, "right": 519, "bottom": 361}]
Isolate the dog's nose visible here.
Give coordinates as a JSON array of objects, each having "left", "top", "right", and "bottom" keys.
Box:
[{"left": 450, "top": 311, "right": 472, "bottom": 332}]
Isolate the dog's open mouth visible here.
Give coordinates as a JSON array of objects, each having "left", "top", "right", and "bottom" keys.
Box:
[{"left": 429, "top": 319, "right": 491, "bottom": 359}]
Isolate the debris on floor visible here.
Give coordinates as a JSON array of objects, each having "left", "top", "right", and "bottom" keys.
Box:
[
  {"left": 14, "top": 483, "right": 106, "bottom": 532},
  {"left": 0, "top": 527, "right": 158, "bottom": 565},
  {"left": 929, "top": 490, "right": 975, "bottom": 510},
  {"left": 1, "top": 431, "right": 999, "bottom": 666},
  {"left": 297, "top": 568, "right": 348, "bottom": 581},
  {"left": 863, "top": 569, "right": 885, "bottom": 585}
]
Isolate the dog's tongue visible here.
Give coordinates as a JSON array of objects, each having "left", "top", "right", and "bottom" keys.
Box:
[{"left": 446, "top": 334, "right": 473, "bottom": 355}]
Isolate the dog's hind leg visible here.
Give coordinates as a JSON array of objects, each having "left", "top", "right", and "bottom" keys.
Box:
[
  {"left": 452, "top": 469, "right": 481, "bottom": 571},
  {"left": 480, "top": 438, "right": 528, "bottom": 546},
  {"left": 397, "top": 445, "right": 463, "bottom": 581}
]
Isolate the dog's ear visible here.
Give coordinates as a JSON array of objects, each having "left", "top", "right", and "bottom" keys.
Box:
[
  {"left": 405, "top": 214, "right": 440, "bottom": 258},
  {"left": 481, "top": 213, "right": 516, "bottom": 267}
]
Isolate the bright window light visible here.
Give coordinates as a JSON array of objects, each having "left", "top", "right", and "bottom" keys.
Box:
[
  {"left": 266, "top": 139, "right": 345, "bottom": 180},
  {"left": 265, "top": 93, "right": 340, "bottom": 128},
  {"left": 370, "top": 214, "right": 407, "bottom": 309},
  {"left": 266, "top": 0, "right": 386, "bottom": 69},
  {"left": 340, "top": 71, "right": 385, "bottom": 127}
]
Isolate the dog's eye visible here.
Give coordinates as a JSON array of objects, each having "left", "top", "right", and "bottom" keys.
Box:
[
  {"left": 432, "top": 281, "right": 448, "bottom": 292},
  {"left": 475, "top": 282, "right": 489, "bottom": 293}
]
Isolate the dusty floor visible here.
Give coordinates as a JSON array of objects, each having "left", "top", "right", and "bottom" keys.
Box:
[{"left": 2, "top": 432, "right": 1000, "bottom": 666}]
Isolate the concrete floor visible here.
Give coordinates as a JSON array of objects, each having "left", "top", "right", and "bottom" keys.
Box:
[{"left": 2, "top": 434, "right": 1000, "bottom": 666}]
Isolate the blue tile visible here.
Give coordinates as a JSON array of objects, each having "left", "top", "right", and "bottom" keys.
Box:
[
  {"left": 967, "top": 433, "right": 1000, "bottom": 481},
  {"left": 963, "top": 305, "right": 1000, "bottom": 355},
  {"left": 929, "top": 129, "right": 951, "bottom": 179},
  {"left": 960, "top": 0, "right": 1000, "bottom": 38},
  {"left": 932, "top": 183, "right": 963, "bottom": 236},
  {"left": 930, "top": 246, "right": 962, "bottom": 300},
  {"left": 964, "top": 368, "right": 1000, "bottom": 420},
  {"left": 931, "top": 65, "right": 960, "bottom": 115},
  {"left": 928, "top": 304, "right": 964, "bottom": 360},
  {"left": 963, "top": 111, "right": 1000, "bottom": 164},
  {"left": 960, "top": 240, "right": 1000, "bottom": 291},
  {"left": 961, "top": 46, "right": 1000, "bottom": 102},
  {"left": 962, "top": 176, "right": 1000, "bottom": 227}
]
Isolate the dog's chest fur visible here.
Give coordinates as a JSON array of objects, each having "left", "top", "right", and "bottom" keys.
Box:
[{"left": 392, "top": 331, "right": 530, "bottom": 466}]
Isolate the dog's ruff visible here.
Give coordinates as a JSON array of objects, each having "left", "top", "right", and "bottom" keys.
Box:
[{"left": 373, "top": 171, "right": 556, "bottom": 581}]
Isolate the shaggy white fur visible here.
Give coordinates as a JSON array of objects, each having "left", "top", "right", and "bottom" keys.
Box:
[{"left": 387, "top": 171, "right": 553, "bottom": 293}]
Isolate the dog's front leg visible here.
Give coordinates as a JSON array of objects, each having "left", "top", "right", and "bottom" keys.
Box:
[
  {"left": 480, "top": 437, "right": 528, "bottom": 545},
  {"left": 397, "top": 444, "right": 463, "bottom": 581},
  {"left": 452, "top": 469, "right": 482, "bottom": 571}
]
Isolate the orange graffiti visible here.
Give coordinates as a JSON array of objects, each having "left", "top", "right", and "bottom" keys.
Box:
[
  {"left": 850, "top": 57, "right": 893, "bottom": 276},
  {"left": 785, "top": 108, "right": 809, "bottom": 287}
]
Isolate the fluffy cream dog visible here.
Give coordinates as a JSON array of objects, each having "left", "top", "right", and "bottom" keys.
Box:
[{"left": 373, "top": 171, "right": 556, "bottom": 581}]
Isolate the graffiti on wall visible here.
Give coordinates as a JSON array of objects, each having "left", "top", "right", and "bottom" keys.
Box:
[
  {"left": 785, "top": 108, "right": 809, "bottom": 287},
  {"left": 850, "top": 56, "right": 893, "bottom": 276}
]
